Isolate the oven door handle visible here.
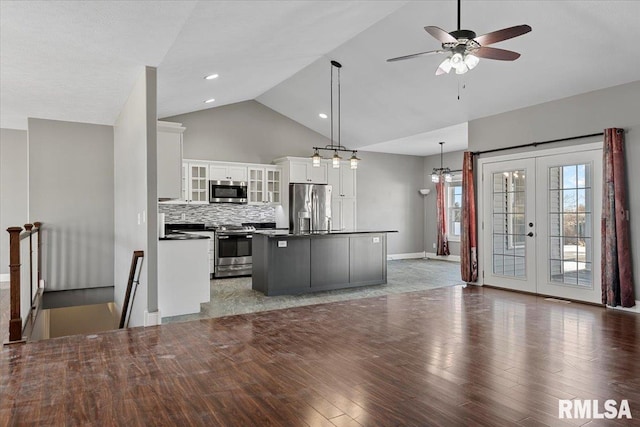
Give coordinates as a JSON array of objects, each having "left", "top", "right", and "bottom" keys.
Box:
[{"left": 217, "top": 235, "right": 230, "bottom": 239}]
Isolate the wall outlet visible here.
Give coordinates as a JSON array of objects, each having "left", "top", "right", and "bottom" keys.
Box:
[
  {"left": 432, "top": 243, "right": 436, "bottom": 249},
  {"left": 278, "top": 241, "right": 287, "bottom": 248},
  {"left": 181, "top": 213, "right": 186, "bottom": 221},
  {"left": 372, "top": 237, "right": 380, "bottom": 243}
]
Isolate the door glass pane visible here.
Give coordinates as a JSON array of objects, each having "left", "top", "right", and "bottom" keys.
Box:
[
  {"left": 548, "top": 163, "right": 592, "bottom": 287},
  {"left": 492, "top": 170, "right": 526, "bottom": 277}
]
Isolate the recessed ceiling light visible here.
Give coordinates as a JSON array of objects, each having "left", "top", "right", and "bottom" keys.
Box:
[
  {"left": 319, "top": 113, "right": 328, "bottom": 119},
  {"left": 204, "top": 98, "right": 215, "bottom": 103},
  {"left": 204, "top": 74, "right": 219, "bottom": 80}
]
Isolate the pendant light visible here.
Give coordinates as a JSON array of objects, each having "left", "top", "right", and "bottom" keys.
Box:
[
  {"left": 349, "top": 151, "right": 360, "bottom": 169},
  {"left": 431, "top": 142, "right": 452, "bottom": 183},
  {"left": 311, "top": 60, "right": 360, "bottom": 169},
  {"left": 311, "top": 149, "right": 322, "bottom": 167},
  {"left": 332, "top": 151, "right": 342, "bottom": 168}
]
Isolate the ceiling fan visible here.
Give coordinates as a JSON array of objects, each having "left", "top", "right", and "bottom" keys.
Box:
[{"left": 387, "top": 0, "right": 531, "bottom": 75}]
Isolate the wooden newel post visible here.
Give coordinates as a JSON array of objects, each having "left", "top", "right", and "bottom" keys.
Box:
[
  {"left": 33, "top": 222, "right": 42, "bottom": 286},
  {"left": 7, "top": 226, "right": 23, "bottom": 342}
]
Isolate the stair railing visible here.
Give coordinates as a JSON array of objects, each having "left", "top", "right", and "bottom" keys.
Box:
[{"left": 5, "top": 222, "right": 43, "bottom": 344}]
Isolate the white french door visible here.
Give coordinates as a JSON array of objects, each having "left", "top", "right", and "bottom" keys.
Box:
[
  {"left": 481, "top": 145, "right": 602, "bottom": 304},
  {"left": 482, "top": 159, "right": 537, "bottom": 293}
]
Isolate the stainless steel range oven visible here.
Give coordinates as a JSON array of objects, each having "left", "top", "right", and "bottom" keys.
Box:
[{"left": 214, "top": 225, "right": 255, "bottom": 278}]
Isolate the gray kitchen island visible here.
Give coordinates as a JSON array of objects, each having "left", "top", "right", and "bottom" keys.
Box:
[{"left": 252, "top": 230, "right": 396, "bottom": 296}]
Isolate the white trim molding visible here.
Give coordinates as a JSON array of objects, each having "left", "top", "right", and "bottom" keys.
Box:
[
  {"left": 424, "top": 252, "right": 461, "bottom": 263},
  {"left": 607, "top": 301, "right": 640, "bottom": 314},
  {"left": 0, "top": 273, "right": 10, "bottom": 283},
  {"left": 144, "top": 310, "right": 162, "bottom": 326},
  {"left": 387, "top": 252, "right": 425, "bottom": 261}
]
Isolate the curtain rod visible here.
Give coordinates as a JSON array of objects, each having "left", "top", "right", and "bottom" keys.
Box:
[{"left": 471, "top": 132, "right": 604, "bottom": 157}]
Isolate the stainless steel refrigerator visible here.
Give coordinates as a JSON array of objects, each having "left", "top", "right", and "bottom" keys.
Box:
[{"left": 289, "top": 183, "right": 332, "bottom": 233}]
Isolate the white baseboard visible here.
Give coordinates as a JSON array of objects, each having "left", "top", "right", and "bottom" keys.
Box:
[
  {"left": 607, "top": 301, "right": 640, "bottom": 314},
  {"left": 424, "top": 252, "right": 461, "bottom": 263},
  {"left": 144, "top": 310, "right": 162, "bottom": 326},
  {"left": 387, "top": 252, "right": 425, "bottom": 261}
]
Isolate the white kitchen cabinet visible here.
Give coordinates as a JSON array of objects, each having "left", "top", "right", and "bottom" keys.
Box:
[
  {"left": 209, "top": 163, "right": 248, "bottom": 182},
  {"left": 158, "top": 239, "right": 210, "bottom": 317},
  {"left": 157, "top": 121, "right": 184, "bottom": 201},
  {"left": 185, "top": 162, "right": 209, "bottom": 204},
  {"left": 184, "top": 231, "right": 215, "bottom": 277},
  {"left": 248, "top": 166, "right": 282, "bottom": 205},
  {"left": 289, "top": 160, "right": 328, "bottom": 184},
  {"left": 327, "top": 162, "right": 356, "bottom": 198},
  {"left": 332, "top": 197, "right": 357, "bottom": 231}
]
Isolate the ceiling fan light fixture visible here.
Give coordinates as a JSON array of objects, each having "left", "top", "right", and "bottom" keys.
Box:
[
  {"left": 464, "top": 53, "right": 479, "bottom": 70},
  {"left": 438, "top": 57, "right": 453, "bottom": 74},
  {"left": 450, "top": 53, "right": 464, "bottom": 68},
  {"left": 454, "top": 62, "right": 469, "bottom": 74}
]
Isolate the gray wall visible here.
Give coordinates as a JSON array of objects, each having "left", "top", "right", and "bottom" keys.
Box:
[
  {"left": 28, "top": 118, "right": 114, "bottom": 291},
  {"left": 165, "top": 100, "right": 329, "bottom": 163},
  {"left": 164, "top": 100, "right": 426, "bottom": 254},
  {"left": 0, "top": 129, "right": 29, "bottom": 277},
  {"left": 423, "top": 150, "right": 465, "bottom": 256},
  {"left": 114, "top": 67, "right": 158, "bottom": 327},
  {"left": 356, "top": 151, "right": 425, "bottom": 255},
  {"left": 469, "top": 80, "right": 640, "bottom": 298}
]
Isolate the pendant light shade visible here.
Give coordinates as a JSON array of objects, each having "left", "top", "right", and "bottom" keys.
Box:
[
  {"left": 311, "top": 149, "right": 322, "bottom": 167},
  {"left": 349, "top": 152, "right": 360, "bottom": 169},
  {"left": 332, "top": 151, "right": 342, "bottom": 168}
]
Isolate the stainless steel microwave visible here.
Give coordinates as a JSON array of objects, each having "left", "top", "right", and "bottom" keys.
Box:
[{"left": 209, "top": 180, "right": 247, "bottom": 204}]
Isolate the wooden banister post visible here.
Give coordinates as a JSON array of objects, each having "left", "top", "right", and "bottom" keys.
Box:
[
  {"left": 34, "top": 222, "right": 42, "bottom": 286},
  {"left": 7, "top": 226, "right": 23, "bottom": 342}
]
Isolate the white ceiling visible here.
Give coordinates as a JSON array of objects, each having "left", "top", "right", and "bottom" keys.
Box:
[
  {"left": 0, "top": 0, "right": 198, "bottom": 130},
  {"left": 2, "top": 1, "right": 640, "bottom": 156},
  {"left": 156, "top": 1, "right": 406, "bottom": 119},
  {"left": 360, "top": 123, "right": 467, "bottom": 157},
  {"left": 257, "top": 1, "right": 640, "bottom": 155}
]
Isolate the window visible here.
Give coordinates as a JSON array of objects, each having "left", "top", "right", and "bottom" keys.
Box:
[{"left": 447, "top": 176, "right": 462, "bottom": 241}]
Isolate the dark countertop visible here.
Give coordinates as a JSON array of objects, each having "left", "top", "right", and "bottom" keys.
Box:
[
  {"left": 159, "top": 232, "right": 210, "bottom": 241},
  {"left": 254, "top": 230, "right": 398, "bottom": 238}
]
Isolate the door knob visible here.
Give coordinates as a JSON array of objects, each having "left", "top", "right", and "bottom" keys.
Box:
[{"left": 527, "top": 232, "right": 534, "bottom": 237}]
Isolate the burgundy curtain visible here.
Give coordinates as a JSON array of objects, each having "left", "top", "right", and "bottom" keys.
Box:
[
  {"left": 460, "top": 152, "right": 478, "bottom": 282},
  {"left": 601, "top": 128, "right": 635, "bottom": 307},
  {"left": 435, "top": 180, "right": 450, "bottom": 256}
]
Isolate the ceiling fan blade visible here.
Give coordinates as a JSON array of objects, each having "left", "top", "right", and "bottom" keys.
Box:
[
  {"left": 474, "top": 46, "right": 521, "bottom": 61},
  {"left": 386, "top": 50, "right": 444, "bottom": 62},
  {"left": 474, "top": 24, "right": 532, "bottom": 46},
  {"left": 424, "top": 26, "right": 458, "bottom": 43}
]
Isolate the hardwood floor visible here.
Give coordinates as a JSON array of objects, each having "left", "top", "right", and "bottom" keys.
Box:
[{"left": 2, "top": 285, "right": 639, "bottom": 426}]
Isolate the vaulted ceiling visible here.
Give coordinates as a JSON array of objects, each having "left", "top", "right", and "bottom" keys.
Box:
[{"left": 2, "top": 1, "right": 639, "bottom": 156}]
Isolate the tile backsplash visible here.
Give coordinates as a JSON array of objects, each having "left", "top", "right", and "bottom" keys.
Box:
[{"left": 158, "top": 203, "right": 276, "bottom": 225}]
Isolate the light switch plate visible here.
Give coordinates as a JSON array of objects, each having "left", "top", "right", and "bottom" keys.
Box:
[
  {"left": 373, "top": 237, "right": 380, "bottom": 243},
  {"left": 278, "top": 241, "right": 287, "bottom": 248}
]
